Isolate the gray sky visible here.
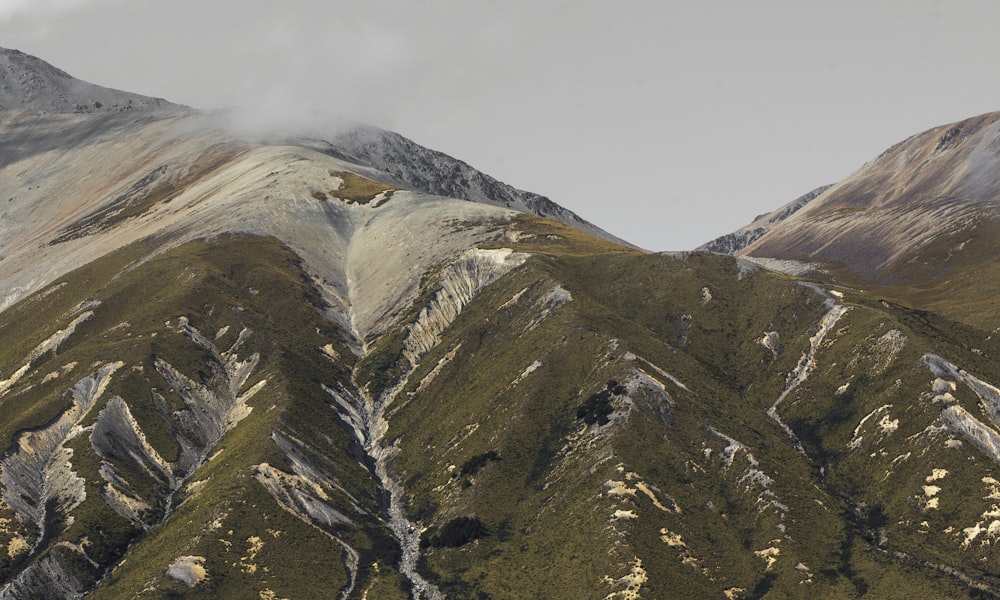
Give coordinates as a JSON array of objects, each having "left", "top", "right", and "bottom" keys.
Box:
[{"left": 2, "top": 0, "right": 999, "bottom": 250}]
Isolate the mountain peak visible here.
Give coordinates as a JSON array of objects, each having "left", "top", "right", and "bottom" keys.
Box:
[{"left": 0, "top": 47, "right": 178, "bottom": 113}]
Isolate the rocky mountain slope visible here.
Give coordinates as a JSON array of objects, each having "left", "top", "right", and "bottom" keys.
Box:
[
  {"left": 309, "top": 126, "right": 629, "bottom": 247},
  {"left": 711, "top": 112, "right": 1000, "bottom": 328},
  {"left": 1, "top": 49, "right": 1000, "bottom": 599},
  {"left": 698, "top": 184, "right": 832, "bottom": 255},
  {"left": 0, "top": 48, "right": 177, "bottom": 113}
]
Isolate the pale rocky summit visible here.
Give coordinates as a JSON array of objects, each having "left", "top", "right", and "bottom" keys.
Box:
[{"left": 0, "top": 47, "right": 178, "bottom": 113}]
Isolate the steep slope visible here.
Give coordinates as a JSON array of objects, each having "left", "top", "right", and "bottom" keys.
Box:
[
  {"left": 3, "top": 50, "right": 1000, "bottom": 600},
  {"left": 719, "top": 112, "right": 1000, "bottom": 327},
  {"left": 8, "top": 214, "right": 1000, "bottom": 599},
  {"left": 305, "top": 125, "right": 632, "bottom": 247},
  {"left": 356, "top": 233, "right": 1000, "bottom": 599},
  {"left": 698, "top": 184, "right": 832, "bottom": 254},
  {"left": 0, "top": 47, "right": 176, "bottom": 113}
]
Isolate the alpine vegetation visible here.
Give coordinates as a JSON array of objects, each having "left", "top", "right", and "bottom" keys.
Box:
[{"left": 1, "top": 47, "right": 1000, "bottom": 599}]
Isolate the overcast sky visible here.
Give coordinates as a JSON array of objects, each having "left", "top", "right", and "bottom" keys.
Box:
[{"left": 2, "top": 0, "right": 999, "bottom": 250}]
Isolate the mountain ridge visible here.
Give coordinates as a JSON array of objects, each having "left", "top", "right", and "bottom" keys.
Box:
[
  {"left": 706, "top": 110, "right": 1000, "bottom": 328},
  {"left": 1, "top": 50, "right": 1000, "bottom": 599},
  {"left": 0, "top": 47, "right": 179, "bottom": 113},
  {"left": 698, "top": 183, "right": 833, "bottom": 254}
]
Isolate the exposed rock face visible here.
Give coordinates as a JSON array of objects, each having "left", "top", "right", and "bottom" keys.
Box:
[
  {"left": 92, "top": 318, "right": 264, "bottom": 525},
  {"left": 2, "top": 363, "right": 121, "bottom": 535},
  {"left": 319, "top": 125, "right": 631, "bottom": 247},
  {"left": 0, "top": 362, "right": 121, "bottom": 598},
  {"left": 925, "top": 354, "right": 1000, "bottom": 463},
  {"left": 401, "top": 248, "right": 528, "bottom": 367}
]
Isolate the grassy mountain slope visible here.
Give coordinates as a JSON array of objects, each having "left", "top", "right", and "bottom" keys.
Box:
[
  {"left": 365, "top": 217, "right": 1000, "bottom": 599},
  {"left": 3, "top": 49, "right": 1000, "bottom": 599},
  {"left": 1, "top": 213, "right": 998, "bottom": 598},
  {"left": 0, "top": 236, "right": 405, "bottom": 598}
]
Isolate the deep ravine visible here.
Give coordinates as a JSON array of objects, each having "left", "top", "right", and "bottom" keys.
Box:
[
  {"left": 766, "top": 286, "right": 849, "bottom": 455},
  {"left": 346, "top": 365, "right": 445, "bottom": 600}
]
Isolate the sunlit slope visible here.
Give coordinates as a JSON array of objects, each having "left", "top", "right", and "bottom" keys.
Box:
[
  {"left": 361, "top": 230, "right": 1000, "bottom": 599},
  {"left": 0, "top": 236, "right": 399, "bottom": 598},
  {"left": 725, "top": 112, "right": 1000, "bottom": 329},
  {"left": 2, "top": 209, "right": 1000, "bottom": 598}
]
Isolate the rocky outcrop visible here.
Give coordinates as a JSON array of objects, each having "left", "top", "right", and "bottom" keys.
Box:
[
  {"left": 401, "top": 248, "right": 528, "bottom": 368},
  {"left": 0, "top": 362, "right": 121, "bottom": 599},
  {"left": 0, "top": 314, "right": 266, "bottom": 598},
  {"left": 1, "top": 362, "right": 120, "bottom": 537},
  {"left": 0, "top": 311, "right": 94, "bottom": 397},
  {"left": 315, "top": 126, "right": 630, "bottom": 246},
  {"left": 0, "top": 47, "right": 178, "bottom": 113},
  {"left": 92, "top": 318, "right": 264, "bottom": 525},
  {"left": 254, "top": 430, "right": 362, "bottom": 600},
  {"left": 925, "top": 354, "right": 1000, "bottom": 463}
]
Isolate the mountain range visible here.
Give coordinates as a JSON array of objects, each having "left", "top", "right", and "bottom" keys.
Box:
[{"left": 1, "top": 48, "right": 1000, "bottom": 599}]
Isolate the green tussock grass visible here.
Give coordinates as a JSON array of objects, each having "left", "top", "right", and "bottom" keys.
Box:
[{"left": 329, "top": 170, "right": 397, "bottom": 205}]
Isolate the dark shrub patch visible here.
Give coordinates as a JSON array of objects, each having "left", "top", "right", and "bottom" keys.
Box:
[
  {"left": 459, "top": 450, "right": 501, "bottom": 477},
  {"left": 575, "top": 380, "right": 627, "bottom": 426},
  {"left": 421, "top": 516, "right": 490, "bottom": 548}
]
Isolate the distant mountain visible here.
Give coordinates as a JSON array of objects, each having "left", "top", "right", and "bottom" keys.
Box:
[
  {"left": 3, "top": 49, "right": 1000, "bottom": 600},
  {"left": 708, "top": 112, "right": 1000, "bottom": 328},
  {"left": 0, "top": 48, "right": 177, "bottom": 113},
  {"left": 698, "top": 184, "right": 833, "bottom": 254}
]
